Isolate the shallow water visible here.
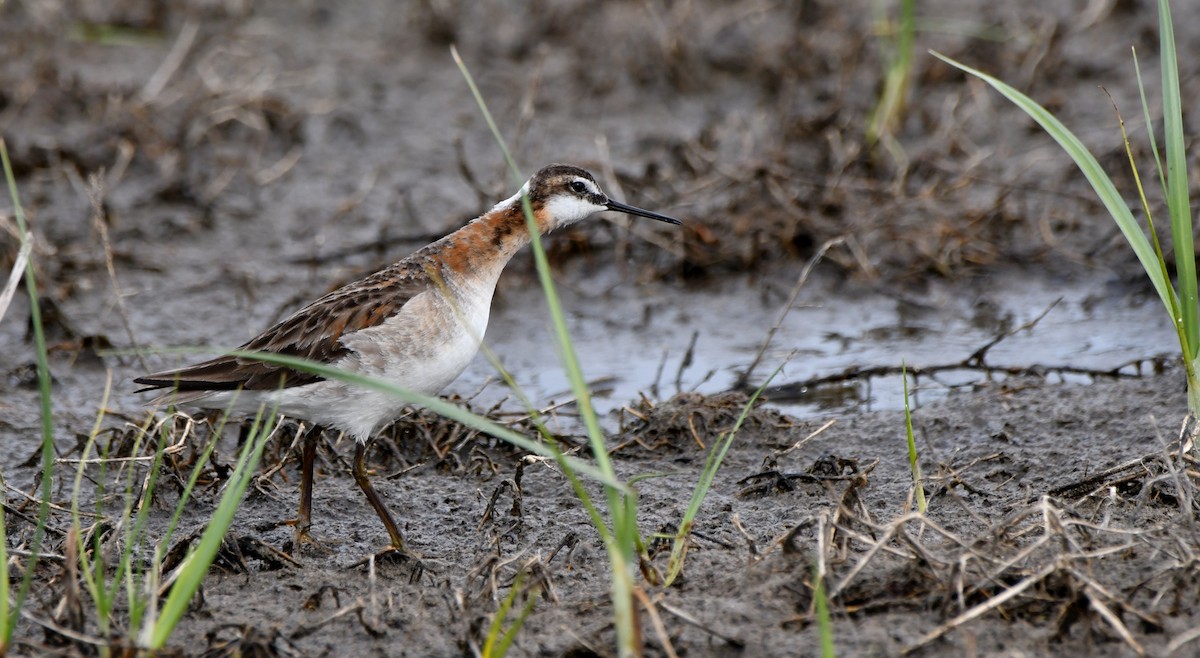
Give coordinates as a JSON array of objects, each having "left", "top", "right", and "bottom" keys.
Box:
[{"left": 459, "top": 267, "right": 1175, "bottom": 423}]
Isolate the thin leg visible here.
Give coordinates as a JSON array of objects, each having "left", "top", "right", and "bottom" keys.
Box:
[
  {"left": 293, "top": 425, "right": 320, "bottom": 551},
  {"left": 353, "top": 441, "right": 407, "bottom": 551}
]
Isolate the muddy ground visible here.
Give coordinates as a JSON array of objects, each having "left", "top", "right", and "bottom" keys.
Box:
[{"left": 3, "top": 0, "right": 1200, "bottom": 656}]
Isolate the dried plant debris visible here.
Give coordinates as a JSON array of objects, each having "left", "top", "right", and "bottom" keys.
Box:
[
  {"left": 618, "top": 391, "right": 793, "bottom": 454},
  {"left": 202, "top": 624, "right": 305, "bottom": 658}
]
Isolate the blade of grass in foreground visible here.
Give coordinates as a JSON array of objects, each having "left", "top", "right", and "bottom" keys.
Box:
[
  {"left": 1, "top": 139, "right": 56, "bottom": 652},
  {"left": 481, "top": 569, "right": 537, "bottom": 658},
  {"left": 1116, "top": 56, "right": 1196, "bottom": 397},
  {"left": 70, "top": 373, "right": 120, "bottom": 638},
  {"left": 450, "top": 45, "right": 642, "bottom": 656},
  {"left": 448, "top": 47, "right": 621, "bottom": 490},
  {"left": 931, "top": 53, "right": 1173, "bottom": 320},
  {"left": 0, "top": 239, "right": 32, "bottom": 323}
]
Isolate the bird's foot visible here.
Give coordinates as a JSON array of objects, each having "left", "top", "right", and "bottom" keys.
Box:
[
  {"left": 351, "top": 544, "right": 426, "bottom": 574},
  {"left": 282, "top": 519, "right": 330, "bottom": 557}
]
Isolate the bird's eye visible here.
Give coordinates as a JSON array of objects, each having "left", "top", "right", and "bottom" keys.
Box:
[{"left": 569, "top": 180, "right": 587, "bottom": 194}]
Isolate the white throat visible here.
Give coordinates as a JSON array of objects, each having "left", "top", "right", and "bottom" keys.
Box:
[{"left": 543, "top": 195, "right": 605, "bottom": 229}]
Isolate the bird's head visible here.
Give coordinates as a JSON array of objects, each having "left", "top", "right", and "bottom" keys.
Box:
[{"left": 512, "top": 164, "right": 681, "bottom": 232}]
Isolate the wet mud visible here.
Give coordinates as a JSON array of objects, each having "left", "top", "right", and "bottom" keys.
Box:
[{"left": 2, "top": 0, "right": 1199, "bottom": 656}]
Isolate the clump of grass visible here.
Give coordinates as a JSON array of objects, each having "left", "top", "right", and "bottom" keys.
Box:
[
  {"left": 45, "top": 367, "right": 276, "bottom": 654},
  {"left": 934, "top": 0, "right": 1198, "bottom": 417},
  {"left": 70, "top": 376, "right": 151, "bottom": 643},
  {"left": 663, "top": 363, "right": 785, "bottom": 587},
  {"left": 480, "top": 568, "right": 538, "bottom": 658},
  {"left": 142, "top": 402, "right": 280, "bottom": 649}
]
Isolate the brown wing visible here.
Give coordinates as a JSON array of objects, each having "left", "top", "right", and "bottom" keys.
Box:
[{"left": 134, "top": 263, "right": 430, "bottom": 393}]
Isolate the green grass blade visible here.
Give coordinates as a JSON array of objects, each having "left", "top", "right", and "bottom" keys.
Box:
[
  {"left": 931, "top": 52, "right": 1176, "bottom": 321},
  {"left": 663, "top": 360, "right": 786, "bottom": 586},
  {"left": 0, "top": 139, "right": 56, "bottom": 650},
  {"left": 481, "top": 572, "right": 520, "bottom": 658},
  {"left": 1113, "top": 76, "right": 1197, "bottom": 382},
  {"left": 1132, "top": 50, "right": 1168, "bottom": 201},
  {"left": 494, "top": 593, "right": 537, "bottom": 657},
  {"left": 449, "top": 46, "right": 618, "bottom": 485},
  {"left": 814, "top": 560, "right": 836, "bottom": 657},
  {"left": 1152, "top": 0, "right": 1200, "bottom": 408},
  {"left": 1157, "top": 0, "right": 1198, "bottom": 355},
  {"left": 902, "top": 361, "right": 926, "bottom": 513},
  {"left": 124, "top": 425, "right": 173, "bottom": 632},
  {"left": 159, "top": 415, "right": 225, "bottom": 557},
  {"left": 423, "top": 276, "right": 617, "bottom": 547},
  {"left": 70, "top": 376, "right": 118, "bottom": 635},
  {"left": 0, "top": 473, "right": 8, "bottom": 653},
  {"left": 449, "top": 46, "right": 640, "bottom": 655},
  {"left": 110, "top": 404, "right": 153, "bottom": 626}
]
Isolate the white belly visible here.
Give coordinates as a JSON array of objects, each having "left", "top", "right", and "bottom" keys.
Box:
[{"left": 202, "top": 286, "right": 492, "bottom": 442}]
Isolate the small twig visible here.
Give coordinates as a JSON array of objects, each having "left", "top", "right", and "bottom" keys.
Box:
[
  {"left": 140, "top": 20, "right": 199, "bottom": 102},
  {"left": 87, "top": 173, "right": 147, "bottom": 371},
  {"left": 455, "top": 136, "right": 493, "bottom": 205},
  {"left": 594, "top": 138, "right": 685, "bottom": 258},
  {"left": 1047, "top": 453, "right": 1165, "bottom": 500},
  {"left": 105, "top": 139, "right": 136, "bottom": 191},
  {"left": 1167, "top": 625, "right": 1200, "bottom": 655},
  {"left": 729, "top": 513, "right": 758, "bottom": 557},
  {"left": 764, "top": 355, "right": 1165, "bottom": 401},
  {"left": 674, "top": 330, "right": 699, "bottom": 394},
  {"left": 965, "top": 297, "right": 1062, "bottom": 368},
  {"left": 657, "top": 598, "right": 745, "bottom": 647},
  {"left": 0, "top": 233, "right": 32, "bottom": 324},
  {"left": 510, "top": 47, "right": 549, "bottom": 156},
  {"left": 738, "top": 237, "right": 843, "bottom": 389},
  {"left": 596, "top": 134, "right": 630, "bottom": 265},
  {"left": 1151, "top": 414, "right": 1195, "bottom": 528},
  {"left": 19, "top": 608, "right": 108, "bottom": 647},
  {"left": 545, "top": 531, "right": 578, "bottom": 566},
  {"left": 4, "top": 483, "right": 72, "bottom": 532},
  {"left": 773, "top": 418, "right": 837, "bottom": 458},
  {"left": 813, "top": 511, "right": 830, "bottom": 616},
  {"left": 1082, "top": 586, "right": 1145, "bottom": 656},
  {"left": 255, "top": 145, "right": 305, "bottom": 185},
  {"left": 366, "top": 555, "right": 383, "bottom": 634},
  {"left": 904, "top": 563, "right": 1057, "bottom": 653},
  {"left": 634, "top": 588, "right": 680, "bottom": 658},
  {"left": 289, "top": 599, "right": 378, "bottom": 639},
  {"left": 6, "top": 547, "right": 66, "bottom": 561}
]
